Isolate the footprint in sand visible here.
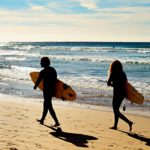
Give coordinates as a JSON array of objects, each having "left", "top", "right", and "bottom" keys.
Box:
[{"left": 9, "top": 148, "right": 18, "bottom": 150}]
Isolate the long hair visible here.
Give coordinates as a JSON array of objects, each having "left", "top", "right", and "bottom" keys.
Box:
[{"left": 108, "top": 60, "right": 123, "bottom": 77}]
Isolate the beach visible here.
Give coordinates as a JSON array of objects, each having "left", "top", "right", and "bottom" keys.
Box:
[
  {"left": 0, "top": 94, "right": 150, "bottom": 150},
  {"left": 0, "top": 42, "right": 150, "bottom": 149}
]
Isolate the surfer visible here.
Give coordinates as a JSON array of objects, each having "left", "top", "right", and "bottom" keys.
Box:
[
  {"left": 34, "top": 57, "right": 60, "bottom": 127},
  {"left": 107, "top": 60, "right": 133, "bottom": 131}
]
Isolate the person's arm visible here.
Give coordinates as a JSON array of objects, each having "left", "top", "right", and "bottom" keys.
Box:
[
  {"left": 107, "top": 73, "right": 113, "bottom": 87},
  {"left": 34, "top": 72, "right": 42, "bottom": 90}
]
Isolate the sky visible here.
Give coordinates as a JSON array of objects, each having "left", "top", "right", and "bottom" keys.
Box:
[{"left": 0, "top": 0, "right": 150, "bottom": 42}]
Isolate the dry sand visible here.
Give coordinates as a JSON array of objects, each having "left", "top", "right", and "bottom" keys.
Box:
[{"left": 0, "top": 94, "right": 150, "bottom": 150}]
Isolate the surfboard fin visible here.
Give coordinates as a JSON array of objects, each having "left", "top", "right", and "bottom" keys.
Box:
[{"left": 61, "top": 97, "right": 66, "bottom": 101}]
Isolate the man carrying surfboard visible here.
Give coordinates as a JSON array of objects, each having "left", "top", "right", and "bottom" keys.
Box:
[
  {"left": 107, "top": 60, "right": 133, "bottom": 131},
  {"left": 34, "top": 57, "right": 60, "bottom": 127}
]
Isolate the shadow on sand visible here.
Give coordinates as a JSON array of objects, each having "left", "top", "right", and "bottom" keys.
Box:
[
  {"left": 119, "top": 130, "right": 150, "bottom": 146},
  {"left": 44, "top": 125, "right": 98, "bottom": 147}
]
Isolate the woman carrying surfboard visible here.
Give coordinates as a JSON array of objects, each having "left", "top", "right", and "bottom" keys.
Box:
[
  {"left": 107, "top": 60, "right": 133, "bottom": 131},
  {"left": 34, "top": 57, "right": 60, "bottom": 127}
]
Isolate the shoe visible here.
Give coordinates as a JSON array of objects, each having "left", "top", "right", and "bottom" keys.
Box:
[
  {"left": 109, "top": 126, "right": 117, "bottom": 130},
  {"left": 56, "top": 127, "right": 62, "bottom": 133},
  {"left": 53, "top": 123, "right": 60, "bottom": 127},
  {"left": 36, "top": 119, "right": 44, "bottom": 125},
  {"left": 129, "top": 122, "right": 133, "bottom": 131}
]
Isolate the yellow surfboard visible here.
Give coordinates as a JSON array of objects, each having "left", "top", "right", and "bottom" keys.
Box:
[
  {"left": 30, "top": 72, "right": 76, "bottom": 101},
  {"left": 125, "top": 82, "right": 144, "bottom": 104}
]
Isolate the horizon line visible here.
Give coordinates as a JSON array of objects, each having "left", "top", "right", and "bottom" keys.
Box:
[{"left": 0, "top": 41, "right": 150, "bottom": 43}]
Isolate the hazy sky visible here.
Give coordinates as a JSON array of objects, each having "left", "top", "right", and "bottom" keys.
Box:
[{"left": 0, "top": 0, "right": 150, "bottom": 42}]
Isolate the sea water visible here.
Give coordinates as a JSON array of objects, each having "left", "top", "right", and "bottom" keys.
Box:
[{"left": 0, "top": 42, "right": 150, "bottom": 113}]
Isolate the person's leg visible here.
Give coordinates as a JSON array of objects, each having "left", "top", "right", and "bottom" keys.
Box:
[
  {"left": 119, "top": 112, "right": 133, "bottom": 131},
  {"left": 37, "top": 100, "right": 49, "bottom": 124},
  {"left": 49, "top": 99, "right": 60, "bottom": 126},
  {"left": 111, "top": 96, "right": 123, "bottom": 130},
  {"left": 112, "top": 101, "right": 120, "bottom": 129},
  {"left": 114, "top": 97, "right": 133, "bottom": 131}
]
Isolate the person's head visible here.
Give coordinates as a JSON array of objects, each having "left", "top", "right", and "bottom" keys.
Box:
[
  {"left": 40, "top": 57, "right": 50, "bottom": 67},
  {"left": 108, "top": 60, "right": 123, "bottom": 76}
]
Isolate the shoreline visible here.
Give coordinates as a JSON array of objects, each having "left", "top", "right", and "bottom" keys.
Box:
[{"left": 1, "top": 94, "right": 150, "bottom": 118}]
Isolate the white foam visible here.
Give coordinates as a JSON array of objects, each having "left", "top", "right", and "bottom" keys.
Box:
[{"left": 5, "top": 57, "right": 26, "bottom": 61}]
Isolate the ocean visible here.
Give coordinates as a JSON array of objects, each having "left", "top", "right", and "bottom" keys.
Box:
[{"left": 0, "top": 42, "right": 150, "bottom": 113}]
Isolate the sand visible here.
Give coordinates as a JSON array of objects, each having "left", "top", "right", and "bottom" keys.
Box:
[{"left": 0, "top": 94, "right": 150, "bottom": 150}]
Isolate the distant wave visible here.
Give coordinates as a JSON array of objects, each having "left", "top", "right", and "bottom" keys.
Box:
[
  {"left": 1, "top": 42, "right": 150, "bottom": 53},
  {"left": 0, "top": 49, "right": 149, "bottom": 65},
  {"left": 124, "top": 60, "right": 150, "bottom": 65},
  {"left": 47, "top": 55, "right": 150, "bottom": 64},
  {"left": 5, "top": 57, "right": 26, "bottom": 61},
  {"left": 137, "top": 50, "right": 150, "bottom": 54}
]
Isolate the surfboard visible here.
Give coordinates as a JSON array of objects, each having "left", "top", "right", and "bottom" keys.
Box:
[
  {"left": 29, "top": 72, "right": 76, "bottom": 101},
  {"left": 125, "top": 82, "right": 144, "bottom": 104}
]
